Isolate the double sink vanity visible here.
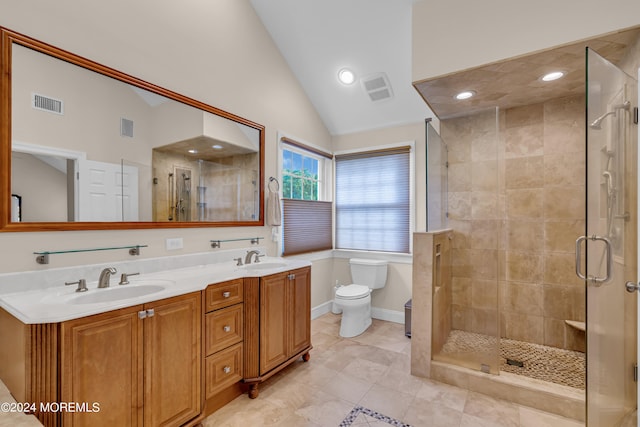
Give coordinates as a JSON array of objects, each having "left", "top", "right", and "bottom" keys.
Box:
[
  {"left": 0, "top": 26, "right": 313, "bottom": 427},
  {"left": 0, "top": 253, "right": 312, "bottom": 427}
]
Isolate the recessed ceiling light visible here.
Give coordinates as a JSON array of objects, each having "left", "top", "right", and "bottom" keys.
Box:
[
  {"left": 455, "top": 91, "right": 475, "bottom": 100},
  {"left": 338, "top": 68, "right": 356, "bottom": 85},
  {"left": 188, "top": 149, "right": 198, "bottom": 154},
  {"left": 211, "top": 144, "right": 223, "bottom": 150},
  {"left": 541, "top": 71, "right": 565, "bottom": 82}
]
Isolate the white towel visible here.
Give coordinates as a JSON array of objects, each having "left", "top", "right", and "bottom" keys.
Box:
[{"left": 266, "top": 190, "right": 281, "bottom": 226}]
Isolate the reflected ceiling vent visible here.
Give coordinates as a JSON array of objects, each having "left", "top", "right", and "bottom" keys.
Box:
[
  {"left": 121, "top": 118, "right": 134, "bottom": 138},
  {"left": 361, "top": 72, "right": 393, "bottom": 102},
  {"left": 31, "top": 93, "right": 64, "bottom": 115}
]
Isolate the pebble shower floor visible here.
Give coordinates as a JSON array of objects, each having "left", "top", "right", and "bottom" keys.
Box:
[{"left": 440, "top": 330, "right": 585, "bottom": 389}]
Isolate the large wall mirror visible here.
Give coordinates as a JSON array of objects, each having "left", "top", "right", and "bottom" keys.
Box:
[{"left": 0, "top": 27, "right": 265, "bottom": 231}]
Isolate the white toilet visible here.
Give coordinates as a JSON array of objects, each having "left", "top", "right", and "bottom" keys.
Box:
[{"left": 334, "top": 258, "right": 388, "bottom": 337}]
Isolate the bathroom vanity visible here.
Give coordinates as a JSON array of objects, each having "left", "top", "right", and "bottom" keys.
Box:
[{"left": 0, "top": 258, "right": 312, "bottom": 427}]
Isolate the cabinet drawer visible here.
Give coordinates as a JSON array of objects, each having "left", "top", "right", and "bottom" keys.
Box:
[
  {"left": 205, "top": 343, "right": 243, "bottom": 398},
  {"left": 205, "top": 303, "right": 243, "bottom": 355},
  {"left": 205, "top": 279, "right": 243, "bottom": 312}
]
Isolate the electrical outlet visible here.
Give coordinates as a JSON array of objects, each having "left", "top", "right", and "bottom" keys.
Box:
[{"left": 166, "top": 237, "right": 183, "bottom": 251}]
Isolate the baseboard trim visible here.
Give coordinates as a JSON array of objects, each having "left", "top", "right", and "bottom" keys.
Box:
[
  {"left": 311, "top": 301, "right": 333, "bottom": 320},
  {"left": 371, "top": 307, "right": 405, "bottom": 324}
]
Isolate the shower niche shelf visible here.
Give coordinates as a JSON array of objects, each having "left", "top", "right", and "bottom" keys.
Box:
[{"left": 34, "top": 244, "right": 148, "bottom": 264}]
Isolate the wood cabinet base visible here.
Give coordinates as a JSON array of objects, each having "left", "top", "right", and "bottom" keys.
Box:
[{"left": 243, "top": 346, "right": 311, "bottom": 399}]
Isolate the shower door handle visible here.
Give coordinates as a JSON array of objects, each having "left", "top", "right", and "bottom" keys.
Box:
[{"left": 575, "top": 235, "right": 613, "bottom": 284}]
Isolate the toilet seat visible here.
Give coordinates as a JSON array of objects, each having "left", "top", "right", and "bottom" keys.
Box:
[{"left": 335, "top": 284, "right": 370, "bottom": 300}]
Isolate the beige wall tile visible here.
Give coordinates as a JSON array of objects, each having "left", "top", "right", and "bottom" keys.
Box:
[
  {"left": 543, "top": 121, "right": 584, "bottom": 155},
  {"left": 501, "top": 281, "right": 544, "bottom": 316},
  {"left": 471, "top": 220, "right": 499, "bottom": 249},
  {"left": 472, "top": 160, "right": 499, "bottom": 191},
  {"left": 543, "top": 318, "right": 565, "bottom": 348},
  {"left": 505, "top": 104, "right": 544, "bottom": 128},
  {"left": 544, "top": 186, "right": 585, "bottom": 220},
  {"left": 507, "top": 189, "right": 543, "bottom": 219},
  {"left": 452, "top": 277, "right": 472, "bottom": 307},
  {"left": 505, "top": 124, "right": 544, "bottom": 158},
  {"left": 544, "top": 252, "right": 584, "bottom": 286},
  {"left": 506, "top": 251, "right": 543, "bottom": 283},
  {"left": 543, "top": 95, "right": 585, "bottom": 124},
  {"left": 449, "top": 163, "right": 472, "bottom": 192},
  {"left": 505, "top": 156, "right": 544, "bottom": 189},
  {"left": 502, "top": 312, "right": 544, "bottom": 344},
  {"left": 544, "top": 152, "right": 585, "bottom": 187},
  {"left": 448, "top": 192, "right": 472, "bottom": 220},
  {"left": 544, "top": 220, "right": 585, "bottom": 253},
  {"left": 507, "top": 220, "right": 544, "bottom": 253},
  {"left": 471, "top": 279, "right": 498, "bottom": 310},
  {"left": 543, "top": 283, "right": 585, "bottom": 321},
  {"left": 471, "top": 192, "right": 500, "bottom": 219},
  {"left": 469, "top": 249, "right": 499, "bottom": 280}
]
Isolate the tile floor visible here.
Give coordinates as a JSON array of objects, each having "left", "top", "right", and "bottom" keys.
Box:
[{"left": 203, "top": 313, "right": 585, "bottom": 427}]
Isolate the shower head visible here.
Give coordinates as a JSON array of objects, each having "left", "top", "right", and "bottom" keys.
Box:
[{"left": 589, "top": 101, "right": 631, "bottom": 129}]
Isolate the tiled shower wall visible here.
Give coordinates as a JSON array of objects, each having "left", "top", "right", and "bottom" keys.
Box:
[{"left": 441, "top": 95, "right": 586, "bottom": 352}]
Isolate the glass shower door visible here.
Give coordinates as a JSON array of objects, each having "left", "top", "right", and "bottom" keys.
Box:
[{"left": 584, "top": 48, "right": 637, "bottom": 426}]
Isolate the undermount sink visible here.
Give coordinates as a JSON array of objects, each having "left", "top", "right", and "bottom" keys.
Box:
[
  {"left": 242, "top": 262, "right": 288, "bottom": 271},
  {"left": 66, "top": 280, "right": 172, "bottom": 304}
]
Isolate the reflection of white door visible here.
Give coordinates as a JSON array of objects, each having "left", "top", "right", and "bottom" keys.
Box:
[{"left": 78, "top": 160, "right": 138, "bottom": 221}]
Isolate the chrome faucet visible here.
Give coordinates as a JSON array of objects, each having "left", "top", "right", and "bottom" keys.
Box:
[
  {"left": 98, "top": 267, "right": 117, "bottom": 288},
  {"left": 244, "top": 250, "right": 261, "bottom": 265}
]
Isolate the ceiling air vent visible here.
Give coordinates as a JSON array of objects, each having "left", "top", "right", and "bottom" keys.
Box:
[
  {"left": 32, "top": 93, "right": 64, "bottom": 115},
  {"left": 361, "top": 72, "right": 393, "bottom": 102}
]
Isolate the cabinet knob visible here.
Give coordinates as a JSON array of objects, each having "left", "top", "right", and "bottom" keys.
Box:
[
  {"left": 288, "top": 273, "right": 296, "bottom": 280},
  {"left": 138, "top": 310, "right": 147, "bottom": 319},
  {"left": 223, "top": 366, "right": 231, "bottom": 374},
  {"left": 222, "top": 291, "right": 231, "bottom": 298},
  {"left": 146, "top": 308, "right": 155, "bottom": 317},
  {"left": 223, "top": 325, "right": 231, "bottom": 333}
]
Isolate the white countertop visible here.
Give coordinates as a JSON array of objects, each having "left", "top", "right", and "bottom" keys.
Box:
[{"left": 0, "top": 257, "right": 310, "bottom": 324}]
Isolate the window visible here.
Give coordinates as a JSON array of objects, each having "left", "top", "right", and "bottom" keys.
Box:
[
  {"left": 280, "top": 137, "right": 333, "bottom": 255},
  {"left": 282, "top": 147, "right": 320, "bottom": 200},
  {"left": 335, "top": 145, "right": 412, "bottom": 253}
]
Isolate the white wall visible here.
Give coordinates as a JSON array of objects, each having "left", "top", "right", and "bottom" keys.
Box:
[
  {"left": 0, "top": 1, "right": 332, "bottom": 281},
  {"left": 412, "top": 0, "right": 640, "bottom": 81}
]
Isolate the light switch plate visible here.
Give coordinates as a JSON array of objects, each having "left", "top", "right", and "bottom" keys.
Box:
[{"left": 166, "top": 237, "right": 183, "bottom": 251}]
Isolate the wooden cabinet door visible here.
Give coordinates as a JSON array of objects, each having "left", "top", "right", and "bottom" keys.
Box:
[
  {"left": 143, "top": 292, "right": 201, "bottom": 427},
  {"left": 60, "top": 306, "right": 143, "bottom": 427},
  {"left": 259, "top": 272, "right": 289, "bottom": 374},
  {"left": 289, "top": 267, "right": 311, "bottom": 356}
]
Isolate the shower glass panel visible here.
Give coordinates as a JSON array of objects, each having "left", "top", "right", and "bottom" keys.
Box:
[
  {"left": 426, "top": 121, "right": 448, "bottom": 231},
  {"left": 585, "top": 48, "right": 637, "bottom": 426},
  {"left": 434, "top": 107, "right": 501, "bottom": 374}
]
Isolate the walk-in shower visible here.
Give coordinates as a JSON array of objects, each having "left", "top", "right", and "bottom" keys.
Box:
[{"left": 420, "top": 102, "right": 588, "bottom": 420}]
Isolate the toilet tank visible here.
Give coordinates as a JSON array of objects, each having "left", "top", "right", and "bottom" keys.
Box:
[{"left": 349, "top": 258, "right": 388, "bottom": 289}]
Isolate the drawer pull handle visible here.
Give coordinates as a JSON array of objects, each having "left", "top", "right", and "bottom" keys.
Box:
[
  {"left": 223, "top": 325, "right": 231, "bottom": 332},
  {"left": 222, "top": 291, "right": 231, "bottom": 298},
  {"left": 223, "top": 366, "right": 231, "bottom": 374}
]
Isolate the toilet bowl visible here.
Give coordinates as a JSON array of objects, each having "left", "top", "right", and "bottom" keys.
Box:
[{"left": 334, "top": 259, "right": 388, "bottom": 338}]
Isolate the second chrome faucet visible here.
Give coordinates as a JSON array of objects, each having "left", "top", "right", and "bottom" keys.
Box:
[{"left": 98, "top": 267, "right": 117, "bottom": 288}]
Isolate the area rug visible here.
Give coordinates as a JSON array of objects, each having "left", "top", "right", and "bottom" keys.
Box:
[{"left": 339, "top": 405, "right": 412, "bottom": 427}]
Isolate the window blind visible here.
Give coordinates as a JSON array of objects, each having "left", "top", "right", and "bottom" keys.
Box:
[
  {"left": 335, "top": 146, "right": 410, "bottom": 253},
  {"left": 282, "top": 199, "right": 332, "bottom": 255}
]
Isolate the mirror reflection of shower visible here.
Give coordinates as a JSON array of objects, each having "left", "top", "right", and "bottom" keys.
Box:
[
  {"left": 172, "top": 167, "right": 192, "bottom": 221},
  {"left": 591, "top": 98, "right": 630, "bottom": 250}
]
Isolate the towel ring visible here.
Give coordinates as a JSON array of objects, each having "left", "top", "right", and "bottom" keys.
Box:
[{"left": 268, "top": 177, "right": 280, "bottom": 192}]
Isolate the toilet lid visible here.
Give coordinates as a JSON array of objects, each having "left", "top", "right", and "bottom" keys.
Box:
[{"left": 336, "top": 284, "right": 370, "bottom": 300}]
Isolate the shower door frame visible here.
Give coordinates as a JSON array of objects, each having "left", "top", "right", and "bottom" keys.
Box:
[{"left": 583, "top": 47, "right": 638, "bottom": 427}]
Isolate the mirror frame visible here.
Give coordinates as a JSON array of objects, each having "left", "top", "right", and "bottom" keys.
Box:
[{"left": 0, "top": 27, "right": 265, "bottom": 231}]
